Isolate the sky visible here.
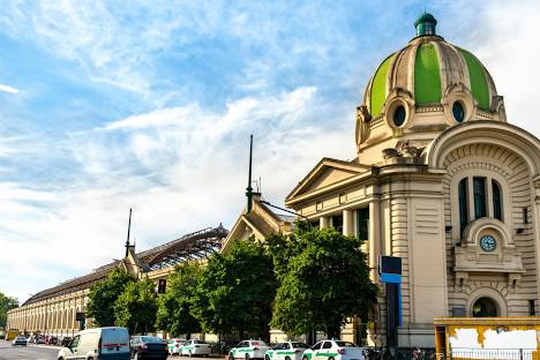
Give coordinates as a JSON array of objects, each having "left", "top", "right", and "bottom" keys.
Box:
[{"left": 1, "top": 0, "right": 540, "bottom": 303}]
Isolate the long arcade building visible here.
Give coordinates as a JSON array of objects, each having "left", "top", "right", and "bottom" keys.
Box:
[{"left": 6, "top": 226, "right": 229, "bottom": 337}]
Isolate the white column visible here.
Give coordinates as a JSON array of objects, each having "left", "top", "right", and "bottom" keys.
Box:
[
  {"left": 343, "top": 209, "right": 354, "bottom": 236},
  {"left": 486, "top": 178, "right": 494, "bottom": 218},
  {"left": 320, "top": 216, "right": 329, "bottom": 228},
  {"left": 369, "top": 201, "right": 381, "bottom": 281}
]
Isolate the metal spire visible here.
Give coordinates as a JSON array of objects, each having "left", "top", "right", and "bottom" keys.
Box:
[
  {"left": 246, "top": 135, "right": 254, "bottom": 214},
  {"left": 125, "top": 208, "right": 132, "bottom": 257}
]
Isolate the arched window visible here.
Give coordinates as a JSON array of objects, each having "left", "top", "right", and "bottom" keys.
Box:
[
  {"left": 492, "top": 180, "right": 502, "bottom": 221},
  {"left": 473, "top": 177, "right": 487, "bottom": 218},
  {"left": 457, "top": 176, "right": 506, "bottom": 235},
  {"left": 458, "top": 178, "right": 469, "bottom": 236},
  {"left": 472, "top": 297, "right": 498, "bottom": 317}
]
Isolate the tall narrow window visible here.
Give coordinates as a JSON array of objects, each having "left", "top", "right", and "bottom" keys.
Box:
[
  {"left": 523, "top": 207, "right": 529, "bottom": 224},
  {"left": 473, "top": 177, "right": 487, "bottom": 219},
  {"left": 357, "top": 208, "right": 369, "bottom": 241},
  {"left": 492, "top": 180, "right": 502, "bottom": 221},
  {"left": 459, "top": 178, "right": 469, "bottom": 236},
  {"left": 331, "top": 215, "right": 343, "bottom": 233}
]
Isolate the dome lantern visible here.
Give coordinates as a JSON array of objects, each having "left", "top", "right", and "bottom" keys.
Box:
[{"left": 414, "top": 12, "right": 437, "bottom": 37}]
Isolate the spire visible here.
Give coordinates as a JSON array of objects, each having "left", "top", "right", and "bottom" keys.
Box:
[
  {"left": 414, "top": 12, "right": 437, "bottom": 37},
  {"left": 246, "top": 135, "right": 254, "bottom": 213},
  {"left": 125, "top": 208, "right": 132, "bottom": 257}
]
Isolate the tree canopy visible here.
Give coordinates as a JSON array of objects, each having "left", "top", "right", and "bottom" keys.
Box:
[
  {"left": 156, "top": 262, "right": 202, "bottom": 337},
  {"left": 192, "top": 238, "right": 277, "bottom": 341},
  {"left": 0, "top": 292, "right": 18, "bottom": 329},
  {"left": 86, "top": 267, "right": 136, "bottom": 327},
  {"left": 115, "top": 277, "right": 158, "bottom": 334},
  {"left": 267, "top": 226, "right": 377, "bottom": 339}
]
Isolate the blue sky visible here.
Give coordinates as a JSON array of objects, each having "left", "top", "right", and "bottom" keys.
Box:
[{"left": 1, "top": 0, "right": 539, "bottom": 303}]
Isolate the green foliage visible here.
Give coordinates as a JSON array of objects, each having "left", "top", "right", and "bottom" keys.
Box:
[
  {"left": 267, "top": 227, "right": 377, "bottom": 339},
  {"left": 115, "top": 277, "right": 158, "bottom": 334},
  {"left": 0, "top": 292, "right": 18, "bottom": 328},
  {"left": 156, "top": 262, "right": 202, "bottom": 336},
  {"left": 86, "top": 267, "right": 135, "bottom": 327},
  {"left": 192, "top": 238, "right": 277, "bottom": 340}
]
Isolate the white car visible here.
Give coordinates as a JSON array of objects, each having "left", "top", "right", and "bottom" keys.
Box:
[
  {"left": 168, "top": 338, "right": 187, "bottom": 356},
  {"left": 301, "top": 340, "right": 365, "bottom": 360},
  {"left": 265, "top": 341, "right": 309, "bottom": 360},
  {"left": 229, "top": 340, "right": 271, "bottom": 360},
  {"left": 178, "top": 339, "right": 212, "bottom": 357},
  {"left": 12, "top": 336, "right": 27, "bottom": 346}
]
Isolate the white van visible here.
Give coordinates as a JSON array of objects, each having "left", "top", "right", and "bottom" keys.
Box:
[{"left": 57, "top": 327, "right": 130, "bottom": 360}]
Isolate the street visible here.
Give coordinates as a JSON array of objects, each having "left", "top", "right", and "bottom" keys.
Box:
[
  {"left": 0, "top": 342, "right": 222, "bottom": 360},
  {"left": 0, "top": 342, "right": 57, "bottom": 360}
]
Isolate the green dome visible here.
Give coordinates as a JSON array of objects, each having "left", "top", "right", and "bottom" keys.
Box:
[{"left": 364, "top": 23, "right": 497, "bottom": 118}]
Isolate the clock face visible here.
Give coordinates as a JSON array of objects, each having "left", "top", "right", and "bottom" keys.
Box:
[{"left": 480, "top": 235, "right": 497, "bottom": 252}]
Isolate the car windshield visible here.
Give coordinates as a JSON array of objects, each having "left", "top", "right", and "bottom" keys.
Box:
[
  {"left": 141, "top": 336, "right": 165, "bottom": 343},
  {"left": 335, "top": 342, "right": 356, "bottom": 347},
  {"left": 292, "top": 343, "right": 309, "bottom": 348}
]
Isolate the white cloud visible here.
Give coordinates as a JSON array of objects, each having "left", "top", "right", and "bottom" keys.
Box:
[
  {"left": 0, "top": 87, "right": 354, "bottom": 302},
  {"left": 0, "top": 83, "right": 19, "bottom": 94}
]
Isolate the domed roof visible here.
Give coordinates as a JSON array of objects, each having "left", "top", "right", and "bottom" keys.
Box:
[{"left": 363, "top": 14, "right": 497, "bottom": 119}]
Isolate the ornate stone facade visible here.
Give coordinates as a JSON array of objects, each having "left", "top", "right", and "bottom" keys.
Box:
[{"left": 285, "top": 14, "right": 540, "bottom": 347}]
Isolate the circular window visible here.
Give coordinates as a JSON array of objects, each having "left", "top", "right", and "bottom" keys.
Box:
[
  {"left": 452, "top": 101, "right": 465, "bottom": 123},
  {"left": 472, "top": 297, "right": 498, "bottom": 317},
  {"left": 393, "top": 105, "right": 406, "bottom": 127},
  {"left": 480, "top": 235, "right": 497, "bottom": 252}
]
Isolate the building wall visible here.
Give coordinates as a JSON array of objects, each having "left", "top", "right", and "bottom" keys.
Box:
[
  {"left": 443, "top": 143, "right": 538, "bottom": 316},
  {"left": 7, "top": 289, "right": 89, "bottom": 337}
]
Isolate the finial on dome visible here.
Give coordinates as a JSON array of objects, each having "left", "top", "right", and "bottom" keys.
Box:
[{"left": 414, "top": 12, "right": 437, "bottom": 37}]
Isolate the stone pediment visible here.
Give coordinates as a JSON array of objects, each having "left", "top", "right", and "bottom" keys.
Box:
[{"left": 286, "top": 158, "right": 369, "bottom": 201}]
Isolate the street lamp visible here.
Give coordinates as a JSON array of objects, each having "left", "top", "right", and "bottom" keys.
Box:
[{"left": 259, "top": 200, "right": 312, "bottom": 230}]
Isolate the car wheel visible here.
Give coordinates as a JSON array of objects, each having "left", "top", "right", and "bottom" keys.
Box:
[
  {"left": 285, "top": 357, "right": 291, "bottom": 360},
  {"left": 189, "top": 350, "right": 193, "bottom": 358},
  {"left": 303, "top": 357, "right": 309, "bottom": 360},
  {"left": 229, "top": 354, "right": 235, "bottom": 360},
  {"left": 266, "top": 355, "right": 271, "bottom": 360},
  {"left": 329, "top": 357, "right": 335, "bottom": 360}
]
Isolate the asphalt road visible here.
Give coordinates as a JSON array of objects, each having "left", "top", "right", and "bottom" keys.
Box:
[
  {"left": 0, "top": 342, "right": 222, "bottom": 360},
  {"left": 0, "top": 342, "right": 58, "bottom": 360}
]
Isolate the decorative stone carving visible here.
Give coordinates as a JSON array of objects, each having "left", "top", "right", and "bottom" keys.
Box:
[{"left": 454, "top": 218, "right": 525, "bottom": 291}]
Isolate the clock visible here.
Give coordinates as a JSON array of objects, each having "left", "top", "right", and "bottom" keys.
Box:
[{"left": 480, "top": 235, "right": 497, "bottom": 252}]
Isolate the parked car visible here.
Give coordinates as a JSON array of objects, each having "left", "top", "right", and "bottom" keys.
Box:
[
  {"left": 167, "top": 338, "right": 187, "bottom": 356},
  {"left": 60, "top": 336, "right": 72, "bottom": 347},
  {"left": 265, "top": 341, "right": 309, "bottom": 360},
  {"left": 229, "top": 340, "right": 271, "bottom": 360},
  {"left": 12, "top": 336, "right": 27, "bottom": 346},
  {"left": 178, "top": 339, "right": 212, "bottom": 357},
  {"left": 301, "top": 340, "right": 365, "bottom": 360},
  {"left": 130, "top": 335, "right": 168, "bottom": 360},
  {"left": 57, "top": 326, "right": 130, "bottom": 360}
]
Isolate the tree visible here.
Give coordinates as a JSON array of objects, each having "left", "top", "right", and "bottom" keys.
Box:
[
  {"left": 0, "top": 292, "right": 18, "bottom": 329},
  {"left": 115, "top": 277, "right": 158, "bottom": 334},
  {"left": 267, "top": 226, "right": 377, "bottom": 339},
  {"left": 86, "top": 267, "right": 136, "bottom": 327},
  {"left": 156, "top": 262, "right": 202, "bottom": 337},
  {"left": 192, "top": 238, "right": 277, "bottom": 341}
]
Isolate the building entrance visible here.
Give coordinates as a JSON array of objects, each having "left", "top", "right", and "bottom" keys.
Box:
[{"left": 472, "top": 297, "right": 498, "bottom": 317}]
